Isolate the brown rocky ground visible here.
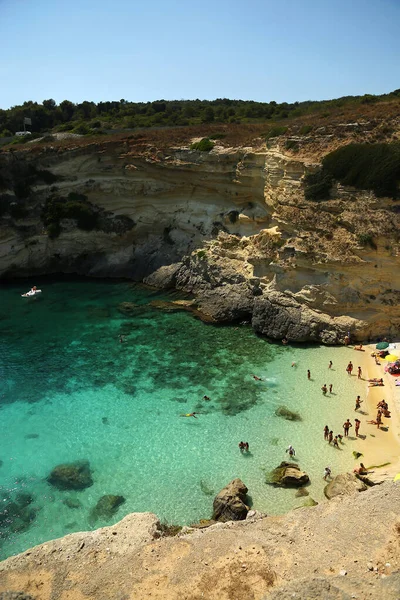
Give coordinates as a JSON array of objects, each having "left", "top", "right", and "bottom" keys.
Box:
[{"left": 1, "top": 481, "right": 400, "bottom": 600}]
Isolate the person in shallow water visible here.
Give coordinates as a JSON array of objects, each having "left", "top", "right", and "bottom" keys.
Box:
[
  {"left": 343, "top": 419, "right": 352, "bottom": 436},
  {"left": 203, "top": 395, "right": 210, "bottom": 401},
  {"left": 346, "top": 361, "right": 353, "bottom": 375},
  {"left": 286, "top": 444, "right": 296, "bottom": 458},
  {"left": 252, "top": 375, "right": 263, "bottom": 381},
  {"left": 180, "top": 412, "right": 198, "bottom": 418},
  {"left": 324, "top": 466, "right": 332, "bottom": 480}
]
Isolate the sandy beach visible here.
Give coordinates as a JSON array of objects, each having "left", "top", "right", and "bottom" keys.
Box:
[{"left": 347, "top": 343, "right": 400, "bottom": 480}]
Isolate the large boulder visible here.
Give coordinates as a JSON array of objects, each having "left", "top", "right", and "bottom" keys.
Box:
[
  {"left": 266, "top": 462, "right": 310, "bottom": 487},
  {"left": 196, "top": 283, "right": 256, "bottom": 322},
  {"left": 47, "top": 460, "right": 93, "bottom": 491},
  {"left": 212, "top": 478, "right": 249, "bottom": 522},
  {"left": 89, "top": 494, "right": 125, "bottom": 523},
  {"left": 252, "top": 290, "right": 355, "bottom": 344},
  {"left": 324, "top": 473, "right": 368, "bottom": 499}
]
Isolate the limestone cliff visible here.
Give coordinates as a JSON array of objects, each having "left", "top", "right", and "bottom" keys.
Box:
[
  {"left": 1, "top": 481, "right": 400, "bottom": 599},
  {"left": 1, "top": 118, "right": 400, "bottom": 342}
]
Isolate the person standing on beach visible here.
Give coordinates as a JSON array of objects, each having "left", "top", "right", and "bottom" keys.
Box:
[
  {"left": 355, "top": 396, "right": 362, "bottom": 411},
  {"left": 329, "top": 384, "right": 333, "bottom": 394},
  {"left": 307, "top": 370, "right": 311, "bottom": 380},
  {"left": 328, "top": 430, "right": 333, "bottom": 444},
  {"left": 321, "top": 384, "right": 328, "bottom": 395},
  {"left": 346, "top": 361, "right": 353, "bottom": 375},
  {"left": 354, "top": 419, "right": 361, "bottom": 437},
  {"left": 329, "top": 361, "right": 333, "bottom": 369},
  {"left": 324, "top": 425, "right": 329, "bottom": 440},
  {"left": 357, "top": 366, "right": 362, "bottom": 379},
  {"left": 333, "top": 436, "right": 339, "bottom": 449},
  {"left": 343, "top": 419, "right": 352, "bottom": 437},
  {"left": 324, "top": 466, "right": 332, "bottom": 480}
]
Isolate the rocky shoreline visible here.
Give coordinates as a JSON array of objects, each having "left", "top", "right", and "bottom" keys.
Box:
[{"left": 1, "top": 479, "right": 399, "bottom": 599}]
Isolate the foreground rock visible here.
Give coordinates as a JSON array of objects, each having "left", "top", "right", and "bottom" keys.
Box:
[
  {"left": 266, "top": 462, "right": 310, "bottom": 487},
  {"left": 46, "top": 460, "right": 93, "bottom": 490},
  {"left": 212, "top": 478, "right": 249, "bottom": 522},
  {"left": 324, "top": 473, "right": 368, "bottom": 499},
  {"left": 1, "top": 481, "right": 400, "bottom": 599}
]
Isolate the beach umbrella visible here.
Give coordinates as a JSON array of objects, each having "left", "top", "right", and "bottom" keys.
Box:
[
  {"left": 394, "top": 473, "right": 400, "bottom": 483},
  {"left": 376, "top": 342, "right": 389, "bottom": 350},
  {"left": 383, "top": 354, "right": 399, "bottom": 361}
]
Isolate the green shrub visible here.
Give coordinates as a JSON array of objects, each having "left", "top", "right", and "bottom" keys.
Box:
[
  {"left": 208, "top": 133, "right": 226, "bottom": 140},
  {"left": 190, "top": 138, "right": 214, "bottom": 152},
  {"left": 266, "top": 126, "right": 288, "bottom": 140},
  {"left": 285, "top": 139, "right": 298, "bottom": 151},
  {"left": 42, "top": 193, "right": 97, "bottom": 237},
  {"left": 304, "top": 170, "right": 333, "bottom": 201},
  {"left": 322, "top": 143, "right": 400, "bottom": 198},
  {"left": 72, "top": 123, "right": 91, "bottom": 135},
  {"left": 357, "top": 233, "right": 377, "bottom": 249},
  {"left": 47, "top": 222, "right": 61, "bottom": 239},
  {"left": 299, "top": 125, "right": 312, "bottom": 135}
]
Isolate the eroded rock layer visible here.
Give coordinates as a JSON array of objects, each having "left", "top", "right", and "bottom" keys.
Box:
[{"left": 1, "top": 128, "right": 400, "bottom": 342}]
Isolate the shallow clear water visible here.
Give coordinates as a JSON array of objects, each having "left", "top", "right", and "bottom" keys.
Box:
[{"left": 0, "top": 278, "right": 366, "bottom": 559}]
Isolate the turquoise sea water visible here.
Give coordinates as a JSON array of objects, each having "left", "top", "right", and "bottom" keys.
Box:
[{"left": 0, "top": 278, "right": 366, "bottom": 560}]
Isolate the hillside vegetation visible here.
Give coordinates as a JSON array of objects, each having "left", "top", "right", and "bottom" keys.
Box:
[{"left": 1, "top": 89, "right": 400, "bottom": 139}]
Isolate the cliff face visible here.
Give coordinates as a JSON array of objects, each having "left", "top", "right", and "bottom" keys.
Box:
[{"left": 1, "top": 128, "right": 399, "bottom": 341}]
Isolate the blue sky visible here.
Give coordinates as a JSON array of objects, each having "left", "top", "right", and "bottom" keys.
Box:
[{"left": 1, "top": 0, "right": 399, "bottom": 109}]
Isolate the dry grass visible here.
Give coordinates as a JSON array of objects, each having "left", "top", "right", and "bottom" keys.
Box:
[{"left": 2, "top": 98, "right": 399, "bottom": 160}]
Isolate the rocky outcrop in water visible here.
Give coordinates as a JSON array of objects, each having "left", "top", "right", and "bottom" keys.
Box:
[
  {"left": 212, "top": 478, "right": 249, "bottom": 522},
  {"left": 266, "top": 462, "right": 310, "bottom": 487},
  {"left": 47, "top": 460, "right": 93, "bottom": 490},
  {"left": 89, "top": 495, "right": 126, "bottom": 523}
]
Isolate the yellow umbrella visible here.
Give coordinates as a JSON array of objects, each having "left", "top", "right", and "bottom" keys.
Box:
[
  {"left": 383, "top": 354, "right": 399, "bottom": 361},
  {"left": 394, "top": 473, "right": 400, "bottom": 482}
]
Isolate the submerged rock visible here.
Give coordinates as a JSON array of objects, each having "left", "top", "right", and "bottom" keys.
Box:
[
  {"left": 0, "top": 497, "right": 37, "bottom": 536},
  {"left": 295, "top": 487, "right": 309, "bottom": 497},
  {"left": 62, "top": 497, "right": 83, "bottom": 509},
  {"left": 47, "top": 460, "right": 93, "bottom": 491},
  {"left": 266, "top": 462, "right": 310, "bottom": 488},
  {"left": 324, "top": 473, "right": 368, "bottom": 499},
  {"left": 89, "top": 494, "right": 125, "bottom": 522},
  {"left": 117, "top": 302, "right": 139, "bottom": 316},
  {"left": 275, "top": 405, "right": 302, "bottom": 421},
  {"left": 212, "top": 478, "right": 249, "bottom": 522},
  {"left": 200, "top": 480, "right": 215, "bottom": 496},
  {"left": 15, "top": 493, "right": 34, "bottom": 508}
]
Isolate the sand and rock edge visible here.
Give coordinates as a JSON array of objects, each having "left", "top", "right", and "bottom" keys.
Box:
[{"left": 1, "top": 481, "right": 400, "bottom": 600}]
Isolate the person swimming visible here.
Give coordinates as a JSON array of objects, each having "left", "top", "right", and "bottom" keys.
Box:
[
  {"left": 180, "top": 412, "right": 198, "bottom": 418},
  {"left": 252, "top": 375, "right": 263, "bottom": 381}
]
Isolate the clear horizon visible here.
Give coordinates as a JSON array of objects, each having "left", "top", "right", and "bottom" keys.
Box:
[{"left": 1, "top": 0, "right": 399, "bottom": 110}]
